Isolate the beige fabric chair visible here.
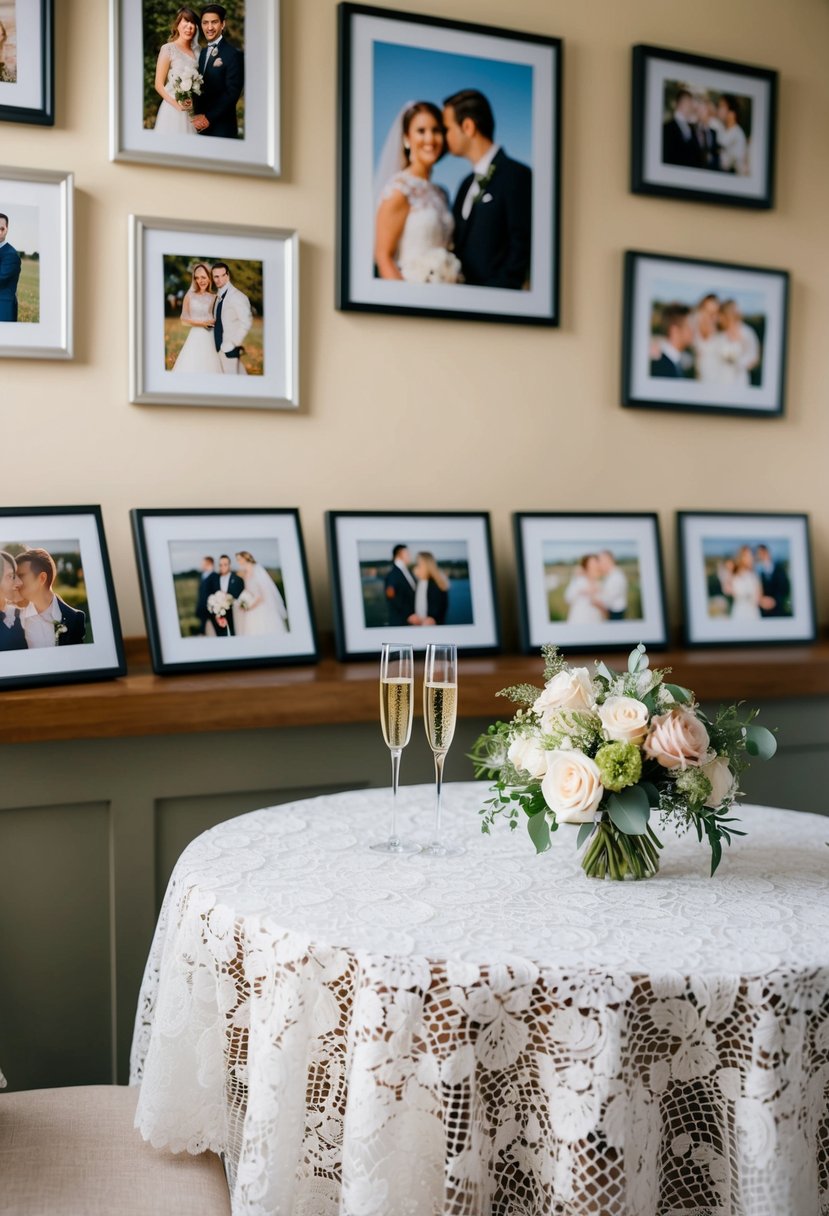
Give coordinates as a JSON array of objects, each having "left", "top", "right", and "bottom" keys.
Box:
[{"left": 0, "top": 1084, "right": 231, "bottom": 1216}]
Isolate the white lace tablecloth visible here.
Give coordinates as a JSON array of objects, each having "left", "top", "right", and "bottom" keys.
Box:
[{"left": 130, "top": 783, "right": 829, "bottom": 1216}]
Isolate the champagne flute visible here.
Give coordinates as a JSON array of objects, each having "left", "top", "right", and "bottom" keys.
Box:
[
  {"left": 421, "top": 642, "right": 465, "bottom": 858},
  {"left": 372, "top": 643, "right": 419, "bottom": 854}
]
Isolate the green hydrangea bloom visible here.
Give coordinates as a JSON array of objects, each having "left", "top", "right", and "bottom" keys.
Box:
[
  {"left": 675, "top": 766, "right": 712, "bottom": 806},
  {"left": 595, "top": 741, "right": 642, "bottom": 792}
]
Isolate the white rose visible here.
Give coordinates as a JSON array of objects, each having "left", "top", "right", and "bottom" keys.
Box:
[
  {"left": 508, "top": 732, "right": 549, "bottom": 780},
  {"left": 541, "top": 750, "right": 604, "bottom": 824},
  {"left": 533, "top": 668, "right": 594, "bottom": 727},
  {"left": 702, "top": 757, "right": 735, "bottom": 809},
  {"left": 598, "top": 696, "right": 650, "bottom": 745}
]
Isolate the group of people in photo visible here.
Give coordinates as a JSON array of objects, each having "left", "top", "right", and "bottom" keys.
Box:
[
  {"left": 708, "top": 543, "right": 791, "bottom": 620},
  {"left": 562, "top": 551, "right": 631, "bottom": 624},
  {"left": 194, "top": 550, "right": 288, "bottom": 637},
  {"left": 374, "top": 90, "right": 532, "bottom": 289},
  {"left": 384, "top": 544, "right": 450, "bottom": 627},
  {"left": 0, "top": 549, "right": 86, "bottom": 651},
  {"left": 152, "top": 4, "right": 243, "bottom": 139},
  {"left": 663, "top": 86, "right": 750, "bottom": 175},
  {"left": 651, "top": 293, "right": 760, "bottom": 384},
  {"left": 171, "top": 261, "right": 252, "bottom": 374}
]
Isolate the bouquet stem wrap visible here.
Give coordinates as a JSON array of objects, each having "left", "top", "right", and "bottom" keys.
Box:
[{"left": 581, "top": 817, "right": 662, "bottom": 880}]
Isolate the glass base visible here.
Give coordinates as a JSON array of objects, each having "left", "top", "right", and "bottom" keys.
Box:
[
  {"left": 418, "top": 841, "right": 466, "bottom": 859},
  {"left": 370, "top": 838, "right": 421, "bottom": 855}
]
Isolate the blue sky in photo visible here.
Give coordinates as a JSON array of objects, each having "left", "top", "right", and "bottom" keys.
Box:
[
  {"left": 359, "top": 539, "right": 470, "bottom": 565},
  {"left": 652, "top": 278, "right": 766, "bottom": 317},
  {"left": 373, "top": 41, "right": 533, "bottom": 200},
  {"left": 702, "top": 537, "right": 791, "bottom": 562},
  {"left": 168, "top": 539, "right": 282, "bottom": 576},
  {"left": 543, "top": 540, "right": 641, "bottom": 564}
]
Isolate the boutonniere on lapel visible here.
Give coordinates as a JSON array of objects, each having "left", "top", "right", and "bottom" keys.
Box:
[
  {"left": 472, "top": 161, "right": 497, "bottom": 207},
  {"left": 209, "top": 46, "right": 219, "bottom": 58},
  {"left": 53, "top": 622, "right": 68, "bottom": 643}
]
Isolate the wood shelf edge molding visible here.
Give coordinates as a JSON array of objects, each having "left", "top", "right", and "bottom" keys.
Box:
[{"left": 2, "top": 638, "right": 828, "bottom": 746}]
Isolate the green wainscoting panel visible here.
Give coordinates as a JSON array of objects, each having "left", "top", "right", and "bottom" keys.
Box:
[{"left": 0, "top": 800, "right": 113, "bottom": 1091}]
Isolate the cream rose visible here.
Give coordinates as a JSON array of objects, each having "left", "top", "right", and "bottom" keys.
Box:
[
  {"left": 541, "top": 750, "right": 604, "bottom": 824},
  {"left": 644, "top": 708, "right": 710, "bottom": 770},
  {"left": 702, "top": 757, "right": 735, "bottom": 808},
  {"left": 508, "top": 732, "right": 549, "bottom": 780},
  {"left": 533, "top": 668, "right": 594, "bottom": 726},
  {"left": 598, "top": 696, "right": 650, "bottom": 745}
]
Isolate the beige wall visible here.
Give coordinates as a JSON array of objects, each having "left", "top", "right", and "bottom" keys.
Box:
[{"left": 2, "top": 0, "right": 827, "bottom": 644}]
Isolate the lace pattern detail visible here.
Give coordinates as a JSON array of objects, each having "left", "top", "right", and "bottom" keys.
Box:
[{"left": 131, "top": 784, "right": 829, "bottom": 1215}]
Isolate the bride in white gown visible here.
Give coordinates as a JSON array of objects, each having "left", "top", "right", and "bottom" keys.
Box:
[
  {"left": 374, "top": 101, "right": 462, "bottom": 284},
  {"left": 727, "top": 546, "right": 762, "bottom": 620},
  {"left": 153, "top": 7, "right": 200, "bottom": 135},
  {"left": 564, "top": 555, "right": 606, "bottom": 624},
  {"left": 234, "top": 551, "right": 289, "bottom": 636},
  {"left": 172, "top": 264, "right": 222, "bottom": 373}
]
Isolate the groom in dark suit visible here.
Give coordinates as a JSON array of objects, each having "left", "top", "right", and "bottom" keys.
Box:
[
  {"left": 0, "top": 213, "right": 22, "bottom": 322},
  {"left": 442, "top": 90, "right": 532, "bottom": 290},
  {"left": 205, "top": 553, "right": 245, "bottom": 636},
  {"left": 192, "top": 5, "right": 244, "bottom": 139},
  {"left": 384, "top": 545, "right": 417, "bottom": 627},
  {"left": 16, "top": 549, "right": 86, "bottom": 646}
]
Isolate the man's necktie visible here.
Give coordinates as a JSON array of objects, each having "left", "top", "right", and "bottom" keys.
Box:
[{"left": 214, "top": 294, "right": 224, "bottom": 351}]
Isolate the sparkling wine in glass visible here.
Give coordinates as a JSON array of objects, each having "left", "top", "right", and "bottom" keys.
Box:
[
  {"left": 421, "top": 643, "right": 464, "bottom": 858},
  {"left": 372, "top": 643, "right": 420, "bottom": 854}
]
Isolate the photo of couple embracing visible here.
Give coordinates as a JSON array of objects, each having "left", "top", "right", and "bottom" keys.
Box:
[{"left": 374, "top": 87, "right": 531, "bottom": 289}]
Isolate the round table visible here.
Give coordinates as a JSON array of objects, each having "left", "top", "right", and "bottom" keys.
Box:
[{"left": 130, "top": 783, "right": 829, "bottom": 1216}]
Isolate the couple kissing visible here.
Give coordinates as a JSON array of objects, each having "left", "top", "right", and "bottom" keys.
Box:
[{"left": 374, "top": 89, "right": 532, "bottom": 289}]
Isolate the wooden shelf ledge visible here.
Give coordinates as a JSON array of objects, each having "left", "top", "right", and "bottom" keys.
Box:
[{"left": 1, "top": 638, "right": 827, "bottom": 746}]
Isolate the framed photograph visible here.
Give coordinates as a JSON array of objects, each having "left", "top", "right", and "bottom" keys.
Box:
[
  {"left": 131, "top": 509, "right": 318, "bottom": 675},
  {"left": 0, "top": 506, "right": 125, "bottom": 690},
  {"left": 631, "top": 44, "right": 777, "bottom": 209},
  {"left": 678, "top": 511, "right": 816, "bottom": 648},
  {"left": 514, "top": 513, "right": 668, "bottom": 654},
  {"left": 337, "top": 3, "right": 562, "bottom": 326},
  {"left": 0, "top": 167, "right": 72, "bottom": 360},
  {"left": 622, "top": 251, "right": 789, "bottom": 418},
  {"left": 0, "top": 0, "right": 53, "bottom": 125},
  {"left": 110, "top": 0, "right": 280, "bottom": 177},
  {"left": 129, "top": 215, "right": 298, "bottom": 409},
  {"left": 327, "top": 511, "right": 501, "bottom": 660}
]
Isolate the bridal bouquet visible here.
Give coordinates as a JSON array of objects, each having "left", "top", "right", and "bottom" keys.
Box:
[
  {"left": 401, "top": 248, "right": 463, "bottom": 284},
  {"left": 470, "top": 644, "right": 776, "bottom": 880},
  {"left": 171, "top": 68, "right": 203, "bottom": 110},
  {"left": 206, "top": 590, "right": 234, "bottom": 630}
]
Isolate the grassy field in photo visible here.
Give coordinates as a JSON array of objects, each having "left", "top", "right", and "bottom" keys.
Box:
[
  {"left": 164, "top": 315, "right": 263, "bottom": 374},
  {"left": 16, "top": 259, "right": 40, "bottom": 323}
]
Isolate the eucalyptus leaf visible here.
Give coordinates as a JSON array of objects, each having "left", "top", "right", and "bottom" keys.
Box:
[
  {"left": 576, "top": 822, "right": 595, "bottom": 849},
  {"left": 596, "top": 661, "right": 614, "bottom": 683},
  {"left": 527, "top": 812, "right": 551, "bottom": 854},
  {"left": 744, "top": 723, "right": 777, "bottom": 760},
  {"left": 606, "top": 787, "right": 650, "bottom": 835},
  {"left": 664, "top": 683, "right": 692, "bottom": 704}
]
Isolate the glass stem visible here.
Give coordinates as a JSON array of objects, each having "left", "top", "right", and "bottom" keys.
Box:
[
  {"left": 431, "top": 750, "right": 446, "bottom": 848},
  {"left": 389, "top": 748, "right": 402, "bottom": 846}
]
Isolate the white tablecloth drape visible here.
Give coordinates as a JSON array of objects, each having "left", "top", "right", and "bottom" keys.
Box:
[{"left": 130, "top": 783, "right": 829, "bottom": 1216}]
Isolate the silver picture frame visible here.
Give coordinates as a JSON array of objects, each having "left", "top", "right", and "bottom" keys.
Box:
[
  {"left": 110, "top": 0, "right": 281, "bottom": 178},
  {"left": 0, "top": 166, "right": 73, "bottom": 360},
  {"left": 129, "top": 214, "right": 299, "bottom": 410}
]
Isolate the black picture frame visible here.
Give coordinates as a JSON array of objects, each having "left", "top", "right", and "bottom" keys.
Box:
[
  {"left": 677, "top": 511, "right": 816, "bottom": 648},
  {"left": 622, "top": 250, "right": 789, "bottom": 419},
  {"left": 336, "top": 3, "right": 562, "bottom": 327},
  {"left": 326, "top": 510, "right": 501, "bottom": 661},
  {"left": 131, "top": 508, "right": 318, "bottom": 675},
  {"left": 631, "top": 43, "right": 777, "bottom": 209},
  {"left": 0, "top": 506, "right": 125, "bottom": 690},
  {"left": 0, "top": 0, "right": 54, "bottom": 126},
  {"left": 514, "top": 512, "right": 669, "bottom": 654}
]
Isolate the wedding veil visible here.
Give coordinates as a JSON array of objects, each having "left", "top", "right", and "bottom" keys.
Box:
[{"left": 373, "top": 99, "right": 416, "bottom": 209}]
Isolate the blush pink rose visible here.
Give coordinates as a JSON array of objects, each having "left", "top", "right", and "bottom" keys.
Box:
[{"left": 644, "top": 708, "right": 710, "bottom": 770}]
